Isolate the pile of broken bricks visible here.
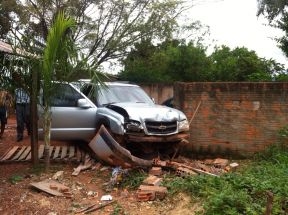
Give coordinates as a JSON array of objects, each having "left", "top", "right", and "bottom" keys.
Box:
[
  {"left": 136, "top": 157, "right": 239, "bottom": 202},
  {"left": 136, "top": 167, "right": 167, "bottom": 201},
  {"left": 30, "top": 157, "right": 239, "bottom": 204}
]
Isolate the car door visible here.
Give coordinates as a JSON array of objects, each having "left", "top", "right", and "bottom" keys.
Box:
[{"left": 38, "top": 83, "right": 97, "bottom": 141}]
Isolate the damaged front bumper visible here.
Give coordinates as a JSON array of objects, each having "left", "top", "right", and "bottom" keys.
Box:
[
  {"left": 125, "top": 132, "right": 190, "bottom": 143},
  {"left": 89, "top": 125, "right": 153, "bottom": 168}
]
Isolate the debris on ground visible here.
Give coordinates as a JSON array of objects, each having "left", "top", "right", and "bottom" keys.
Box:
[
  {"left": 136, "top": 185, "right": 168, "bottom": 201},
  {"left": 100, "top": 194, "right": 113, "bottom": 201},
  {"left": 52, "top": 171, "right": 64, "bottom": 180},
  {"left": 105, "top": 166, "right": 129, "bottom": 191},
  {"left": 134, "top": 157, "right": 239, "bottom": 202},
  {"left": 72, "top": 154, "right": 95, "bottom": 176},
  {"left": 30, "top": 179, "right": 72, "bottom": 198},
  {"left": 143, "top": 175, "right": 162, "bottom": 186},
  {"left": 88, "top": 125, "right": 153, "bottom": 168},
  {"left": 26, "top": 155, "right": 240, "bottom": 211},
  {"left": 75, "top": 199, "right": 116, "bottom": 214}
]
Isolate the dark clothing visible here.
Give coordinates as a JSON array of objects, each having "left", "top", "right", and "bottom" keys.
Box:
[
  {"left": 0, "top": 107, "right": 7, "bottom": 125},
  {"left": 15, "top": 103, "right": 30, "bottom": 140},
  {"left": 15, "top": 88, "right": 30, "bottom": 141},
  {"left": 0, "top": 90, "right": 12, "bottom": 137}
]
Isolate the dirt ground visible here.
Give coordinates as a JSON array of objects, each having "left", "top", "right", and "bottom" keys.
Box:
[{"left": 0, "top": 116, "right": 199, "bottom": 215}]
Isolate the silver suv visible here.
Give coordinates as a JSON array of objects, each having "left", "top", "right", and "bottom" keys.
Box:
[{"left": 38, "top": 81, "right": 190, "bottom": 158}]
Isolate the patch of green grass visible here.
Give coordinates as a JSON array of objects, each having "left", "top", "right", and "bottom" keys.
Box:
[
  {"left": 9, "top": 175, "right": 23, "bottom": 184},
  {"left": 163, "top": 144, "right": 288, "bottom": 215},
  {"left": 110, "top": 203, "right": 127, "bottom": 215},
  {"left": 120, "top": 168, "right": 148, "bottom": 189}
]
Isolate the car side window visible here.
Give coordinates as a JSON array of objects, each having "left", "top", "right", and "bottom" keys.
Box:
[
  {"left": 51, "top": 84, "right": 83, "bottom": 107},
  {"left": 81, "top": 84, "right": 99, "bottom": 105}
]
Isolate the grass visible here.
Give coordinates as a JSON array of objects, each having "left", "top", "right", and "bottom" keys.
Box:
[
  {"left": 116, "top": 126, "right": 288, "bottom": 214},
  {"left": 9, "top": 174, "right": 24, "bottom": 184},
  {"left": 119, "top": 168, "right": 148, "bottom": 189},
  {"left": 163, "top": 142, "right": 288, "bottom": 215}
]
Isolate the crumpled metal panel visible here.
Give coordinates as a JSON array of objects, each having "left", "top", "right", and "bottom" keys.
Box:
[{"left": 88, "top": 125, "right": 153, "bottom": 168}]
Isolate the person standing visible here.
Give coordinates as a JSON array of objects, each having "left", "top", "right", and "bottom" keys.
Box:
[
  {"left": 0, "top": 90, "right": 13, "bottom": 139},
  {"left": 15, "top": 88, "right": 30, "bottom": 142}
]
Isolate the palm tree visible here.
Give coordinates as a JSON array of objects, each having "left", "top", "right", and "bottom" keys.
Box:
[
  {"left": 1, "top": 11, "right": 106, "bottom": 170},
  {"left": 40, "top": 12, "right": 107, "bottom": 171}
]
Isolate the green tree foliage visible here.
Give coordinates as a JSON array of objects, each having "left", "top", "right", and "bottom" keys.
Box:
[
  {"left": 1, "top": 0, "right": 189, "bottom": 74},
  {"left": 209, "top": 46, "right": 284, "bottom": 81},
  {"left": 0, "top": 0, "right": 23, "bottom": 39},
  {"left": 120, "top": 42, "right": 285, "bottom": 83},
  {"left": 257, "top": 1, "right": 288, "bottom": 60},
  {"left": 257, "top": 0, "right": 287, "bottom": 22},
  {"left": 276, "top": 12, "right": 288, "bottom": 59},
  {"left": 119, "top": 40, "right": 211, "bottom": 83},
  {"left": 40, "top": 12, "right": 77, "bottom": 170}
]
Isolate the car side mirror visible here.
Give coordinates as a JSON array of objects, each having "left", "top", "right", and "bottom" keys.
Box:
[{"left": 77, "top": 98, "right": 91, "bottom": 108}]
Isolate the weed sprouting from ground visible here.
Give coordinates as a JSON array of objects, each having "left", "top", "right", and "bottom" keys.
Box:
[
  {"left": 119, "top": 168, "right": 148, "bottom": 190},
  {"left": 9, "top": 175, "right": 23, "bottom": 184}
]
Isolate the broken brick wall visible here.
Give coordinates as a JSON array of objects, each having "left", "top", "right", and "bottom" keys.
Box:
[
  {"left": 140, "top": 84, "right": 173, "bottom": 104},
  {"left": 174, "top": 82, "right": 288, "bottom": 157}
]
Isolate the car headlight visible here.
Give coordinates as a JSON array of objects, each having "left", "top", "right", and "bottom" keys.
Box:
[
  {"left": 178, "top": 119, "right": 189, "bottom": 132},
  {"left": 125, "top": 121, "right": 143, "bottom": 132}
]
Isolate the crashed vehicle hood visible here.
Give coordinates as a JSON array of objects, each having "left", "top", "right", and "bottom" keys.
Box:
[{"left": 107, "top": 102, "right": 187, "bottom": 121}]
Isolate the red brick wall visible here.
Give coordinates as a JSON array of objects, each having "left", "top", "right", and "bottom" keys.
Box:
[
  {"left": 140, "top": 84, "right": 173, "bottom": 104},
  {"left": 174, "top": 82, "right": 288, "bottom": 157}
]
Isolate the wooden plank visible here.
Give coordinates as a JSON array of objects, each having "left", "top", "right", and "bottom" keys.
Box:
[
  {"left": 26, "top": 151, "right": 31, "bottom": 160},
  {"left": 11, "top": 147, "right": 26, "bottom": 160},
  {"left": 76, "top": 147, "right": 82, "bottom": 162},
  {"left": 30, "top": 179, "right": 70, "bottom": 197},
  {"left": 0, "top": 146, "right": 14, "bottom": 160},
  {"left": 18, "top": 146, "right": 31, "bottom": 160},
  {"left": 1, "top": 146, "right": 19, "bottom": 161},
  {"left": 68, "top": 146, "right": 75, "bottom": 158},
  {"left": 38, "top": 145, "right": 44, "bottom": 159},
  {"left": 53, "top": 146, "right": 61, "bottom": 159},
  {"left": 49, "top": 146, "right": 54, "bottom": 157},
  {"left": 60, "top": 146, "right": 68, "bottom": 159}
]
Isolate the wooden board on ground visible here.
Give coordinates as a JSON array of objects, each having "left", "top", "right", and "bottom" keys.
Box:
[
  {"left": 60, "top": 146, "right": 68, "bottom": 159},
  {"left": 0, "top": 146, "right": 19, "bottom": 161},
  {"left": 38, "top": 145, "right": 44, "bottom": 159},
  {"left": 68, "top": 146, "right": 75, "bottom": 158},
  {"left": 25, "top": 149, "right": 32, "bottom": 160},
  {"left": 18, "top": 146, "right": 31, "bottom": 160},
  {"left": 30, "top": 179, "right": 70, "bottom": 196},
  {"left": 49, "top": 146, "right": 54, "bottom": 157},
  {"left": 53, "top": 146, "right": 61, "bottom": 159},
  {"left": 11, "top": 147, "right": 26, "bottom": 160},
  {"left": 0, "top": 144, "right": 82, "bottom": 162}
]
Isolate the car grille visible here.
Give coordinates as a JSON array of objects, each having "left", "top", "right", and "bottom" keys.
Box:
[{"left": 145, "top": 121, "right": 177, "bottom": 134}]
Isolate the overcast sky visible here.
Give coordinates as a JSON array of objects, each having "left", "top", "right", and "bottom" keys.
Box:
[{"left": 188, "top": 0, "right": 288, "bottom": 67}]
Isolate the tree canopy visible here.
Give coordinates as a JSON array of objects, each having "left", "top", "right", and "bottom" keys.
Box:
[
  {"left": 257, "top": 0, "right": 288, "bottom": 58},
  {"left": 209, "top": 46, "right": 283, "bottom": 81},
  {"left": 257, "top": 0, "right": 287, "bottom": 22},
  {"left": 119, "top": 40, "right": 211, "bottom": 83},
  {"left": 119, "top": 42, "right": 285, "bottom": 83},
  {"left": 1, "top": 0, "right": 193, "bottom": 76}
]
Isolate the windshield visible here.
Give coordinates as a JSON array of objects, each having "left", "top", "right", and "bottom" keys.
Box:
[{"left": 82, "top": 84, "right": 154, "bottom": 106}]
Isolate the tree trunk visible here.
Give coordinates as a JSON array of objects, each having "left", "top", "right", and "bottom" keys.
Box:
[
  {"left": 30, "top": 69, "right": 39, "bottom": 165},
  {"left": 43, "top": 105, "right": 51, "bottom": 172},
  {"left": 265, "top": 191, "right": 274, "bottom": 215}
]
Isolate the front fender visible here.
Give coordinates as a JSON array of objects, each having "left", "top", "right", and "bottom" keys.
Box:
[{"left": 96, "top": 108, "right": 125, "bottom": 135}]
